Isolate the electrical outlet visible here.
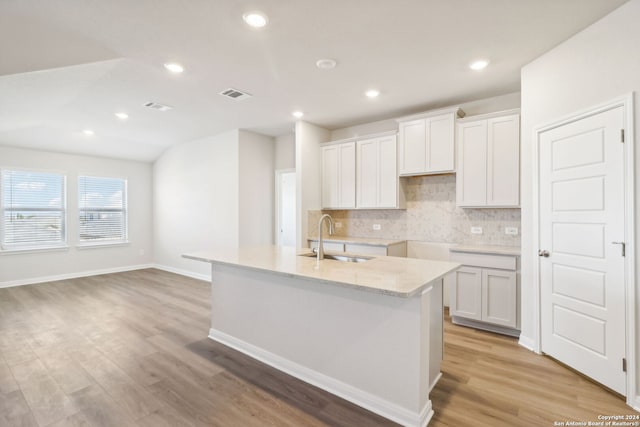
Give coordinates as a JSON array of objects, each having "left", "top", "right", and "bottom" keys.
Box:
[
  {"left": 373, "top": 224, "right": 381, "bottom": 231},
  {"left": 505, "top": 227, "right": 519, "bottom": 235},
  {"left": 470, "top": 227, "right": 483, "bottom": 235},
  {"left": 335, "top": 222, "right": 343, "bottom": 229}
]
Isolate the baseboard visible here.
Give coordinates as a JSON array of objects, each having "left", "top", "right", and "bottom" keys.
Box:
[
  {"left": 152, "top": 264, "right": 210, "bottom": 282},
  {"left": 518, "top": 334, "right": 539, "bottom": 353},
  {"left": 451, "top": 316, "right": 520, "bottom": 338},
  {"left": 209, "top": 328, "right": 432, "bottom": 427},
  {"left": 633, "top": 395, "right": 640, "bottom": 412},
  {"left": 0, "top": 264, "right": 155, "bottom": 288}
]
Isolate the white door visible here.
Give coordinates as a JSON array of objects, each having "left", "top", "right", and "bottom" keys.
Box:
[
  {"left": 539, "top": 106, "right": 626, "bottom": 395},
  {"left": 450, "top": 267, "right": 482, "bottom": 321},
  {"left": 398, "top": 119, "right": 426, "bottom": 175},
  {"left": 427, "top": 113, "right": 455, "bottom": 172},
  {"left": 276, "top": 170, "right": 296, "bottom": 247},
  {"left": 356, "top": 138, "right": 378, "bottom": 208},
  {"left": 377, "top": 135, "right": 397, "bottom": 207}
]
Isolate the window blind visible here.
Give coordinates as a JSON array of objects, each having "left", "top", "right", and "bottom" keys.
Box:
[
  {"left": 78, "top": 176, "right": 127, "bottom": 243},
  {"left": 1, "top": 170, "right": 66, "bottom": 249}
]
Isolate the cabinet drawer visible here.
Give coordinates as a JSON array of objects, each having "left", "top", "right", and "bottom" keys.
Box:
[
  {"left": 449, "top": 251, "right": 516, "bottom": 270},
  {"left": 309, "top": 241, "right": 345, "bottom": 252},
  {"left": 345, "top": 244, "right": 388, "bottom": 256}
]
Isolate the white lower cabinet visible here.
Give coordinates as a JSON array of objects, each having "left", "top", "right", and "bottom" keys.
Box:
[{"left": 449, "top": 250, "right": 519, "bottom": 335}]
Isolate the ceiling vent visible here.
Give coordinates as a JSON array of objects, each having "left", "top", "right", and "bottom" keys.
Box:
[
  {"left": 144, "top": 101, "right": 173, "bottom": 111},
  {"left": 219, "top": 88, "right": 252, "bottom": 101}
]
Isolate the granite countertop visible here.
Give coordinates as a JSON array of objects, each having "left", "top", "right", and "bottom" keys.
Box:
[
  {"left": 307, "top": 236, "right": 406, "bottom": 247},
  {"left": 183, "top": 245, "right": 459, "bottom": 298},
  {"left": 450, "top": 244, "right": 521, "bottom": 256}
]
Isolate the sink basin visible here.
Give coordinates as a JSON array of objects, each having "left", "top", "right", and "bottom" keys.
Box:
[{"left": 300, "top": 253, "right": 372, "bottom": 263}]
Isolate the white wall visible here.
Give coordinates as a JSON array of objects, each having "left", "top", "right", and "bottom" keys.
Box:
[
  {"left": 295, "top": 121, "right": 329, "bottom": 248},
  {"left": 239, "top": 130, "right": 275, "bottom": 246},
  {"left": 329, "top": 92, "right": 521, "bottom": 140},
  {"left": 153, "top": 130, "right": 240, "bottom": 278},
  {"left": 0, "top": 146, "right": 153, "bottom": 286},
  {"left": 275, "top": 133, "right": 295, "bottom": 170},
  {"left": 153, "top": 129, "right": 275, "bottom": 278},
  {"left": 520, "top": 0, "right": 640, "bottom": 404}
]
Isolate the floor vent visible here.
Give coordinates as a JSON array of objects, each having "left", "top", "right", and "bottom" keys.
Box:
[
  {"left": 219, "top": 88, "right": 252, "bottom": 101},
  {"left": 144, "top": 102, "right": 173, "bottom": 111}
]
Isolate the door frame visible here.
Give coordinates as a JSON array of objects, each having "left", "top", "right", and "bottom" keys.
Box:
[
  {"left": 275, "top": 168, "right": 296, "bottom": 247},
  {"left": 531, "top": 93, "right": 635, "bottom": 404}
]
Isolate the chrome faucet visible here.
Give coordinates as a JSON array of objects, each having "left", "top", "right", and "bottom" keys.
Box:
[{"left": 316, "top": 213, "right": 335, "bottom": 261}]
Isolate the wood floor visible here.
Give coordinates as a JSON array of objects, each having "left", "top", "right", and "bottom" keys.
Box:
[{"left": 0, "top": 269, "right": 636, "bottom": 427}]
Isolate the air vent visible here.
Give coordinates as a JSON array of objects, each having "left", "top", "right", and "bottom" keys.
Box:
[
  {"left": 144, "top": 102, "right": 173, "bottom": 111},
  {"left": 219, "top": 88, "right": 252, "bottom": 101}
]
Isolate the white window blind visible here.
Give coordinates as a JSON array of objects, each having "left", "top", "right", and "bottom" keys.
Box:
[
  {"left": 1, "top": 169, "right": 66, "bottom": 250},
  {"left": 78, "top": 176, "right": 127, "bottom": 243}
]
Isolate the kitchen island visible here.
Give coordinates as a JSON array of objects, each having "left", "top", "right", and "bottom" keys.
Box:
[{"left": 183, "top": 246, "right": 459, "bottom": 427}]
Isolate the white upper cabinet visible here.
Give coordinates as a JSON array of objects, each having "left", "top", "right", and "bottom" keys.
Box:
[
  {"left": 321, "top": 132, "right": 404, "bottom": 210},
  {"left": 397, "top": 107, "right": 462, "bottom": 176},
  {"left": 456, "top": 111, "right": 520, "bottom": 207},
  {"left": 357, "top": 135, "right": 402, "bottom": 209},
  {"left": 321, "top": 142, "right": 356, "bottom": 209}
]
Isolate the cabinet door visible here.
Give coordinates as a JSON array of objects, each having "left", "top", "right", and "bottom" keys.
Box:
[
  {"left": 344, "top": 243, "right": 388, "bottom": 256},
  {"left": 481, "top": 269, "right": 517, "bottom": 328},
  {"left": 456, "top": 120, "right": 488, "bottom": 207},
  {"left": 321, "top": 145, "right": 339, "bottom": 208},
  {"left": 356, "top": 138, "right": 378, "bottom": 208},
  {"left": 339, "top": 142, "right": 356, "bottom": 208},
  {"left": 398, "top": 119, "right": 426, "bottom": 175},
  {"left": 357, "top": 135, "right": 398, "bottom": 209},
  {"left": 427, "top": 113, "right": 455, "bottom": 172},
  {"left": 377, "top": 135, "right": 398, "bottom": 207},
  {"left": 487, "top": 114, "right": 520, "bottom": 206},
  {"left": 450, "top": 266, "right": 482, "bottom": 320}
]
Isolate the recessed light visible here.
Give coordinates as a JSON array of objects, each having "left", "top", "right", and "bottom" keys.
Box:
[
  {"left": 469, "top": 59, "right": 490, "bottom": 71},
  {"left": 83, "top": 129, "right": 95, "bottom": 135},
  {"left": 114, "top": 112, "right": 129, "bottom": 120},
  {"left": 164, "top": 63, "right": 184, "bottom": 73},
  {"left": 292, "top": 111, "right": 304, "bottom": 118},
  {"left": 365, "top": 89, "right": 380, "bottom": 98},
  {"left": 243, "top": 11, "right": 268, "bottom": 28},
  {"left": 316, "top": 59, "right": 337, "bottom": 69}
]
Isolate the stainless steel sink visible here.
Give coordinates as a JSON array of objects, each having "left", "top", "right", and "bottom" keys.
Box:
[{"left": 300, "top": 253, "right": 372, "bottom": 263}]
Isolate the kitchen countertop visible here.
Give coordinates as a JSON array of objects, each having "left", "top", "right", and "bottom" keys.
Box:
[
  {"left": 183, "top": 245, "right": 459, "bottom": 298},
  {"left": 450, "top": 244, "right": 521, "bottom": 256},
  {"left": 307, "top": 236, "right": 406, "bottom": 247}
]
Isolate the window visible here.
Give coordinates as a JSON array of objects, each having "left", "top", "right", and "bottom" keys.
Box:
[
  {"left": 1, "top": 169, "right": 66, "bottom": 250},
  {"left": 78, "top": 176, "right": 127, "bottom": 244}
]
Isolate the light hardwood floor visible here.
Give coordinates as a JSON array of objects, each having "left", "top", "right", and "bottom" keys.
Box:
[{"left": 0, "top": 269, "right": 636, "bottom": 427}]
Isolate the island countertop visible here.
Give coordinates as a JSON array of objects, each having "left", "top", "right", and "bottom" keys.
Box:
[{"left": 183, "top": 245, "right": 459, "bottom": 298}]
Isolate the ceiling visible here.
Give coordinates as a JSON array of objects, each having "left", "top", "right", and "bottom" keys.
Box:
[{"left": 0, "top": 0, "right": 629, "bottom": 162}]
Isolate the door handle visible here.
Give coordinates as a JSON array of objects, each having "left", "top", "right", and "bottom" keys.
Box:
[
  {"left": 611, "top": 241, "right": 626, "bottom": 256},
  {"left": 538, "top": 250, "right": 550, "bottom": 257}
]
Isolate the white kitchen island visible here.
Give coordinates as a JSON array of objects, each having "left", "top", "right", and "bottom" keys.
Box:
[{"left": 183, "top": 246, "right": 459, "bottom": 427}]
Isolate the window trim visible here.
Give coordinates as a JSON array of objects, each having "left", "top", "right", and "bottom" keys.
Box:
[
  {"left": 77, "top": 175, "right": 128, "bottom": 246},
  {"left": 0, "top": 167, "right": 68, "bottom": 252}
]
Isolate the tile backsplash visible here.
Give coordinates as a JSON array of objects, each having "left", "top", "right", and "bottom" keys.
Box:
[{"left": 309, "top": 174, "right": 520, "bottom": 247}]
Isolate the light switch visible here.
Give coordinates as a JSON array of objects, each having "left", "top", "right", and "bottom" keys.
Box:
[
  {"left": 470, "top": 227, "right": 483, "bottom": 234},
  {"left": 505, "top": 227, "right": 519, "bottom": 235},
  {"left": 373, "top": 224, "right": 381, "bottom": 231}
]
